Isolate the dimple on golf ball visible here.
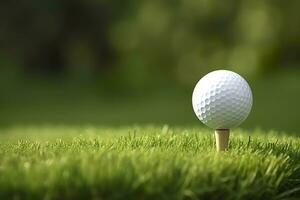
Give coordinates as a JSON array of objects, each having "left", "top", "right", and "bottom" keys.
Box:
[{"left": 192, "top": 70, "right": 253, "bottom": 129}]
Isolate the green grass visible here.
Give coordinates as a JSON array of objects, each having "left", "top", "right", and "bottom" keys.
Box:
[
  {"left": 1, "top": 125, "right": 300, "bottom": 200},
  {"left": 0, "top": 69, "right": 299, "bottom": 199}
]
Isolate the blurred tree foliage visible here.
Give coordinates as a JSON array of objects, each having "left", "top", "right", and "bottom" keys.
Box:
[{"left": 0, "top": 0, "right": 299, "bottom": 87}]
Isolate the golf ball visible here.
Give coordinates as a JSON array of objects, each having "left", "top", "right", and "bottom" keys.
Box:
[{"left": 192, "top": 70, "right": 253, "bottom": 129}]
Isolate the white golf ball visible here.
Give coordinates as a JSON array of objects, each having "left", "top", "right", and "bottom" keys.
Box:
[{"left": 192, "top": 70, "right": 253, "bottom": 129}]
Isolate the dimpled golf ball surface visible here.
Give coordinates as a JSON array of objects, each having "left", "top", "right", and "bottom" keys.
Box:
[{"left": 192, "top": 70, "right": 253, "bottom": 129}]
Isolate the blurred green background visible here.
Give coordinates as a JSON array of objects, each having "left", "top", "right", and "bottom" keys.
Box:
[{"left": 0, "top": 0, "right": 299, "bottom": 132}]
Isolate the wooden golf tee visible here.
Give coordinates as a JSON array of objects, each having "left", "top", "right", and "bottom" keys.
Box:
[{"left": 215, "top": 129, "right": 230, "bottom": 151}]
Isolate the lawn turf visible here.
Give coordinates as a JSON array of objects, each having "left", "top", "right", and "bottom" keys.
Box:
[{"left": 0, "top": 125, "right": 300, "bottom": 200}]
